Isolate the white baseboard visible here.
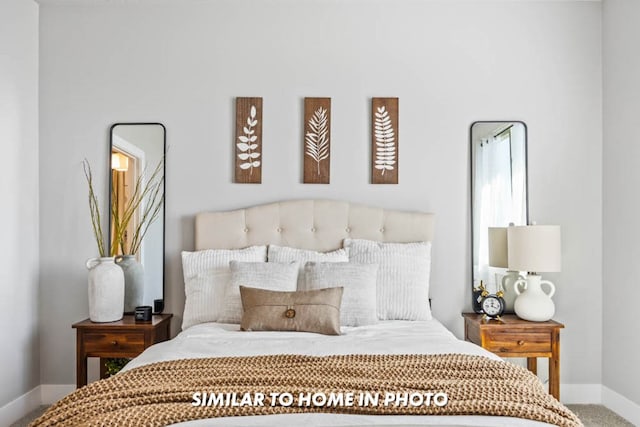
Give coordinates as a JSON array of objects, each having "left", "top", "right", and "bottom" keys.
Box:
[
  {"left": 602, "top": 385, "right": 640, "bottom": 426},
  {"left": 0, "top": 386, "right": 41, "bottom": 427},
  {"left": 0, "top": 384, "right": 74, "bottom": 426},
  {"left": 40, "top": 384, "right": 74, "bottom": 404},
  {"left": 560, "top": 383, "right": 602, "bottom": 404}
]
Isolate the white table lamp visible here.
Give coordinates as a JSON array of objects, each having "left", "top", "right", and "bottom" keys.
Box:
[
  {"left": 507, "top": 225, "right": 561, "bottom": 322},
  {"left": 488, "top": 226, "right": 524, "bottom": 313}
]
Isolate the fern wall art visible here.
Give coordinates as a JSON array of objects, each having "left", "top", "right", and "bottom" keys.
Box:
[
  {"left": 372, "top": 97, "right": 399, "bottom": 184},
  {"left": 303, "top": 97, "right": 331, "bottom": 184},
  {"left": 235, "top": 97, "right": 263, "bottom": 183}
]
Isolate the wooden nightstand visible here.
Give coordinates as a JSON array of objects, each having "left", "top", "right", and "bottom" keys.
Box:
[
  {"left": 72, "top": 314, "right": 172, "bottom": 388},
  {"left": 462, "top": 313, "right": 564, "bottom": 400}
]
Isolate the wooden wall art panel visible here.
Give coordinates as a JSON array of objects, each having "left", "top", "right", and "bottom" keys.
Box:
[
  {"left": 303, "top": 97, "right": 331, "bottom": 184},
  {"left": 371, "top": 97, "right": 399, "bottom": 184},
  {"left": 235, "top": 97, "right": 263, "bottom": 183}
]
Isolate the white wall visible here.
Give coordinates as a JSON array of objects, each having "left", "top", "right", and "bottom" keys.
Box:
[
  {"left": 0, "top": 0, "right": 40, "bottom": 409},
  {"left": 603, "top": 0, "right": 640, "bottom": 407},
  {"left": 38, "top": 0, "right": 602, "bottom": 391}
]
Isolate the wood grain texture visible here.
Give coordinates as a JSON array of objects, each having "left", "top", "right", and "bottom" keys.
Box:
[
  {"left": 303, "top": 98, "right": 331, "bottom": 184},
  {"left": 371, "top": 98, "right": 399, "bottom": 184},
  {"left": 235, "top": 97, "right": 263, "bottom": 184}
]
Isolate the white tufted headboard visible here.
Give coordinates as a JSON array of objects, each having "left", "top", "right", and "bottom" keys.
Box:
[{"left": 195, "top": 199, "right": 435, "bottom": 251}]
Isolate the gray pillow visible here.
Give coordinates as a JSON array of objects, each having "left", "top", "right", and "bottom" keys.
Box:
[
  {"left": 240, "top": 286, "right": 343, "bottom": 335},
  {"left": 267, "top": 244, "right": 348, "bottom": 289},
  {"left": 304, "top": 262, "right": 378, "bottom": 327},
  {"left": 219, "top": 261, "right": 298, "bottom": 323}
]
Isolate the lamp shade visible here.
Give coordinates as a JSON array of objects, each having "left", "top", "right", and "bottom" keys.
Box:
[
  {"left": 488, "top": 227, "right": 508, "bottom": 268},
  {"left": 507, "top": 225, "right": 561, "bottom": 273}
]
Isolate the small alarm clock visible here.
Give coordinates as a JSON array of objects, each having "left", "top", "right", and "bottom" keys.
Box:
[
  {"left": 134, "top": 306, "right": 152, "bottom": 322},
  {"left": 480, "top": 290, "right": 506, "bottom": 319}
]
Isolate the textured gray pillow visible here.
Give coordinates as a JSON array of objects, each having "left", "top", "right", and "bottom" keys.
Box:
[
  {"left": 304, "top": 262, "right": 378, "bottom": 326},
  {"left": 219, "top": 261, "right": 299, "bottom": 323},
  {"left": 344, "top": 239, "right": 432, "bottom": 321},
  {"left": 240, "top": 286, "right": 343, "bottom": 335}
]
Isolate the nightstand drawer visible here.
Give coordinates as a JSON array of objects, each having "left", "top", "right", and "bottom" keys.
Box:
[
  {"left": 485, "top": 331, "right": 552, "bottom": 354},
  {"left": 83, "top": 332, "right": 145, "bottom": 355}
]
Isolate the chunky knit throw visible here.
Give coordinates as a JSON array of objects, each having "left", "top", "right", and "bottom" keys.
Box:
[{"left": 31, "top": 354, "right": 582, "bottom": 427}]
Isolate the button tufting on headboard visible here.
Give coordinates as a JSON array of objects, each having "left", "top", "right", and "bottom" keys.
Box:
[{"left": 195, "top": 199, "right": 435, "bottom": 251}]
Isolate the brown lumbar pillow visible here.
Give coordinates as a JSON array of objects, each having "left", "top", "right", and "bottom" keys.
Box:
[{"left": 239, "top": 286, "right": 343, "bottom": 335}]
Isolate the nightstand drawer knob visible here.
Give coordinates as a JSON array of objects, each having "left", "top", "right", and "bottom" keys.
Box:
[
  {"left": 111, "top": 341, "right": 118, "bottom": 346},
  {"left": 518, "top": 340, "right": 525, "bottom": 346}
]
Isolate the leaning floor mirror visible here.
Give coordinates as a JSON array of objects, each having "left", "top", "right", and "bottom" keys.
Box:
[
  {"left": 470, "top": 121, "right": 528, "bottom": 313},
  {"left": 109, "top": 123, "right": 166, "bottom": 313}
]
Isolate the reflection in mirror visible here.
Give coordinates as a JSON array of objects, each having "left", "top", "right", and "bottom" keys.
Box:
[
  {"left": 470, "top": 121, "right": 528, "bottom": 313},
  {"left": 110, "top": 123, "right": 165, "bottom": 313}
]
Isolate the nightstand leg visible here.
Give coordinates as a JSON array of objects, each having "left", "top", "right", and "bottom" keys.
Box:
[
  {"left": 549, "top": 330, "right": 560, "bottom": 400},
  {"left": 527, "top": 357, "right": 537, "bottom": 375},
  {"left": 76, "top": 329, "right": 87, "bottom": 389},
  {"left": 77, "top": 354, "right": 87, "bottom": 388},
  {"left": 100, "top": 358, "right": 108, "bottom": 379}
]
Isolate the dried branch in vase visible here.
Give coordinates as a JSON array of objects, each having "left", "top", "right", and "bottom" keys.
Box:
[
  {"left": 83, "top": 159, "right": 108, "bottom": 257},
  {"left": 111, "top": 155, "right": 165, "bottom": 256}
]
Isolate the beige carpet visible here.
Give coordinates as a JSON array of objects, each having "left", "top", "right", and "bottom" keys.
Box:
[
  {"left": 566, "top": 404, "right": 634, "bottom": 427},
  {"left": 10, "top": 404, "right": 634, "bottom": 427}
]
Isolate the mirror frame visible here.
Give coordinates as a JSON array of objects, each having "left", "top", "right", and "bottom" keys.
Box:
[
  {"left": 469, "top": 120, "right": 529, "bottom": 313},
  {"left": 108, "top": 122, "right": 166, "bottom": 311}
]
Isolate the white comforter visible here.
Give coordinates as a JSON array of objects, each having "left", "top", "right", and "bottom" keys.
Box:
[{"left": 124, "top": 320, "right": 554, "bottom": 427}]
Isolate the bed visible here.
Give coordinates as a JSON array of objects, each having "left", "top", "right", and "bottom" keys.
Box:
[{"left": 32, "top": 200, "right": 581, "bottom": 427}]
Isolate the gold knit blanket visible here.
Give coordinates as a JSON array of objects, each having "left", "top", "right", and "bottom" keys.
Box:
[{"left": 31, "top": 354, "right": 582, "bottom": 427}]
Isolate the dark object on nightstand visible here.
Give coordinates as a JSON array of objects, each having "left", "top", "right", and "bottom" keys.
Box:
[
  {"left": 154, "top": 298, "right": 164, "bottom": 314},
  {"left": 153, "top": 299, "right": 164, "bottom": 314},
  {"left": 471, "top": 284, "right": 484, "bottom": 313},
  {"left": 462, "top": 313, "right": 564, "bottom": 400},
  {"left": 72, "top": 313, "right": 172, "bottom": 388},
  {"left": 135, "top": 306, "right": 152, "bottom": 321}
]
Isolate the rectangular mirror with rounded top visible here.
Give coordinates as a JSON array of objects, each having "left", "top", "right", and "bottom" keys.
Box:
[
  {"left": 109, "top": 123, "right": 165, "bottom": 313},
  {"left": 470, "top": 121, "right": 528, "bottom": 313}
]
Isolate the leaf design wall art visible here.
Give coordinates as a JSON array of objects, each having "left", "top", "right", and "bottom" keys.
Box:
[
  {"left": 303, "top": 97, "right": 331, "bottom": 184},
  {"left": 372, "top": 97, "right": 399, "bottom": 184},
  {"left": 306, "top": 108, "right": 329, "bottom": 174},
  {"left": 235, "top": 97, "right": 263, "bottom": 183}
]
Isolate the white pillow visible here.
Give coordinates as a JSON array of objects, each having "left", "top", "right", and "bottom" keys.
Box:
[
  {"left": 181, "top": 246, "right": 267, "bottom": 330},
  {"left": 344, "top": 239, "right": 432, "bottom": 321},
  {"left": 220, "top": 261, "right": 299, "bottom": 323},
  {"left": 267, "top": 244, "right": 348, "bottom": 289},
  {"left": 304, "top": 262, "right": 379, "bottom": 327}
]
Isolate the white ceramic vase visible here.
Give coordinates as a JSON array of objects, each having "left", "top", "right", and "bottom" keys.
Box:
[
  {"left": 86, "top": 257, "right": 125, "bottom": 322},
  {"left": 115, "top": 255, "right": 145, "bottom": 313},
  {"left": 513, "top": 274, "right": 556, "bottom": 322},
  {"left": 498, "top": 270, "right": 525, "bottom": 313}
]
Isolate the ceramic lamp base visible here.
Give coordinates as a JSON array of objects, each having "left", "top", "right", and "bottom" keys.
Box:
[
  {"left": 513, "top": 274, "right": 556, "bottom": 322},
  {"left": 499, "top": 270, "right": 524, "bottom": 313}
]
